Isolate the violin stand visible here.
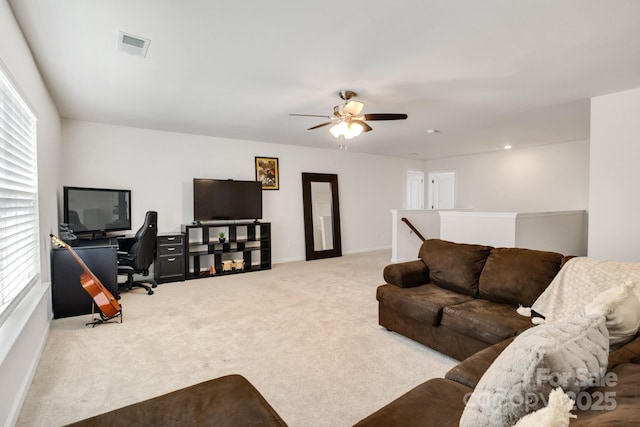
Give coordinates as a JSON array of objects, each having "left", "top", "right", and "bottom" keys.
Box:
[{"left": 86, "top": 304, "right": 123, "bottom": 327}]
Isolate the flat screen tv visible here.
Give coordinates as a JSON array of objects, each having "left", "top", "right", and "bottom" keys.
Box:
[
  {"left": 63, "top": 186, "right": 132, "bottom": 236},
  {"left": 193, "top": 179, "right": 262, "bottom": 222}
]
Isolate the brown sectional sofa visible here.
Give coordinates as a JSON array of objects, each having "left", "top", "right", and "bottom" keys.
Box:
[
  {"left": 377, "top": 238, "right": 570, "bottom": 360},
  {"left": 356, "top": 238, "right": 640, "bottom": 425},
  {"left": 66, "top": 239, "right": 640, "bottom": 425},
  {"left": 65, "top": 374, "right": 288, "bottom": 427},
  {"left": 355, "top": 335, "right": 640, "bottom": 426}
]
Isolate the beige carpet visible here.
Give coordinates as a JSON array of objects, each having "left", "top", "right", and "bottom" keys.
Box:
[{"left": 16, "top": 250, "right": 456, "bottom": 426}]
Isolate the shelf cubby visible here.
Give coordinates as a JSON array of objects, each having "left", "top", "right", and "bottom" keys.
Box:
[{"left": 181, "top": 222, "right": 271, "bottom": 280}]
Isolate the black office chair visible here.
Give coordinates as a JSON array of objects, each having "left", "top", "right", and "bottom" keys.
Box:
[
  {"left": 67, "top": 210, "right": 88, "bottom": 231},
  {"left": 117, "top": 211, "right": 158, "bottom": 296}
]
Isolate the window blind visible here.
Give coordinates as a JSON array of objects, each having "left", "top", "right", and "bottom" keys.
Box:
[{"left": 0, "top": 64, "right": 39, "bottom": 322}]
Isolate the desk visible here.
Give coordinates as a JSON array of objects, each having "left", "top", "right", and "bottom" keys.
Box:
[
  {"left": 50, "top": 246, "right": 118, "bottom": 319},
  {"left": 68, "top": 235, "right": 124, "bottom": 247}
]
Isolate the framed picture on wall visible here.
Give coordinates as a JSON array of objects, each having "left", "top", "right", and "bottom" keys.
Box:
[{"left": 255, "top": 156, "right": 279, "bottom": 190}]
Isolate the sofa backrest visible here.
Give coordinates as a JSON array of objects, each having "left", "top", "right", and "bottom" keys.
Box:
[
  {"left": 419, "top": 239, "right": 492, "bottom": 297},
  {"left": 478, "top": 247, "right": 564, "bottom": 307}
]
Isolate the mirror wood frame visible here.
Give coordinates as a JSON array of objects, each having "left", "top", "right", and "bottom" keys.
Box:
[{"left": 302, "top": 172, "right": 342, "bottom": 261}]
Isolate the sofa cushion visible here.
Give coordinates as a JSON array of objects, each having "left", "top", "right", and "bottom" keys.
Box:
[
  {"left": 584, "top": 282, "right": 640, "bottom": 350},
  {"left": 608, "top": 335, "right": 640, "bottom": 370},
  {"left": 418, "top": 239, "right": 492, "bottom": 297},
  {"left": 441, "top": 299, "right": 533, "bottom": 345},
  {"left": 570, "top": 362, "right": 640, "bottom": 426},
  {"left": 459, "top": 314, "right": 609, "bottom": 427},
  {"left": 478, "top": 247, "right": 563, "bottom": 307},
  {"left": 445, "top": 337, "right": 515, "bottom": 389},
  {"left": 376, "top": 284, "right": 473, "bottom": 326},
  {"left": 353, "top": 378, "right": 471, "bottom": 427}
]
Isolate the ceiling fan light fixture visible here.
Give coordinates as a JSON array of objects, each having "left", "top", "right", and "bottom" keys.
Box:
[
  {"left": 329, "top": 121, "right": 348, "bottom": 138},
  {"left": 346, "top": 121, "right": 364, "bottom": 139},
  {"left": 343, "top": 100, "right": 364, "bottom": 116},
  {"left": 330, "top": 120, "right": 364, "bottom": 139},
  {"left": 329, "top": 125, "right": 341, "bottom": 138},
  {"left": 291, "top": 90, "right": 407, "bottom": 148}
]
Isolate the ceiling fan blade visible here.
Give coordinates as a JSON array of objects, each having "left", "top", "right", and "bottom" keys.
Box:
[
  {"left": 307, "top": 121, "right": 334, "bottom": 130},
  {"left": 363, "top": 113, "right": 408, "bottom": 121},
  {"left": 354, "top": 120, "right": 372, "bottom": 132},
  {"left": 343, "top": 100, "right": 364, "bottom": 116},
  {"left": 289, "top": 113, "right": 333, "bottom": 118}
]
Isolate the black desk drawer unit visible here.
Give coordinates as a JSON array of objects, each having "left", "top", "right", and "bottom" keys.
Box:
[{"left": 154, "top": 233, "right": 185, "bottom": 283}]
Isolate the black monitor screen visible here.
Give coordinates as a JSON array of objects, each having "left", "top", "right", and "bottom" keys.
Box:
[
  {"left": 193, "top": 179, "right": 262, "bottom": 221},
  {"left": 63, "top": 186, "right": 131, "bottom": 235}
]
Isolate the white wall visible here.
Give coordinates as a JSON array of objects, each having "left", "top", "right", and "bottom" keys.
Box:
[
  {"left": 61, "top": 119, "right": 426, "bottom": 263},
  {"left": 425, "top": 140, "right": 590, "bottom": 212},
  {"left": 390, "top": 209, "right": 473, "bottom": 263},
  {"left": 589, "top": 88, "right": 640, "bottom": 262},
  {"left": 439, "top": 210, "right": 588, "bottom": 255},
  {"left": 1, "top": 1, "right": 61, "bottom": 425}
]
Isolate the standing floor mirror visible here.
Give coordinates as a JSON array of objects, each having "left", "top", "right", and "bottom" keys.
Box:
[{"left": 302, "top": 173, "right": 342, "bottom": 261}]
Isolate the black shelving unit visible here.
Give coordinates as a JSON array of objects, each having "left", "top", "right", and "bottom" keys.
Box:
[{"left": 181, "top": 222, "right": 271, "bottom": 280}]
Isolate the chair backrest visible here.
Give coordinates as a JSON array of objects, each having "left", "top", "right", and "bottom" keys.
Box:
[
  {"left": 68, "top": 210, "right": 88, "bottom": 231},
  {"left": 129, "top": 211, "right": 158, "bottom": 273}
]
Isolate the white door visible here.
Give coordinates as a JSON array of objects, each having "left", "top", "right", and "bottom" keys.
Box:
[
  {"left": 428, "top": 171, "right": 455, "bottom": 209},
  {"left": 406, "top": 171, "right": 424, "bottom": 209}
]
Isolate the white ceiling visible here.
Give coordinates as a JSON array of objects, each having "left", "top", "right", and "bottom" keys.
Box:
[{"left": 8, "top": 1, "right": 640, "bottom": 159}]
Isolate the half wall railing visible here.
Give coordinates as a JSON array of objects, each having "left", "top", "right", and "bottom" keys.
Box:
[{"left": 401, "top": 217, "right": 426, "bottom": 242}]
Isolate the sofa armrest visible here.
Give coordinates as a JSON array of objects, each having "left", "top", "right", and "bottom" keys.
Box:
[
  {"left": 383, "top": 259, "right": 430, "bottom": 288},
  {"left": 445, "top": 336, "right": 515, "bottom": 389},
  {"left": 354, "top": 378, "right": 470, "bottom": 427}
]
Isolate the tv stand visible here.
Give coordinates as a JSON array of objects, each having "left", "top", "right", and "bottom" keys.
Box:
[{"left": 181, "top": 221, "right": 271, "bottom": 280}]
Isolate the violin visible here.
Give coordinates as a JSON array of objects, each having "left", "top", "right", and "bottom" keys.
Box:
[{"left": 50, "top": 234, "right": 121, "bottom": 320}]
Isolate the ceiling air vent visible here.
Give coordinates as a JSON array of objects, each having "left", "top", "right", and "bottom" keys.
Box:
[{"left": 117, "top": 31, "right": 150, "bottom": 58}]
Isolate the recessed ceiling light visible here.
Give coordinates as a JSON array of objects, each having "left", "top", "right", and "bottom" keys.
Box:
[
  {"left": 427, "top": 129, "right": 439, "bottom": 134},
  {"left": 504, "top": 145, "right": 512, "bottom": 150}
]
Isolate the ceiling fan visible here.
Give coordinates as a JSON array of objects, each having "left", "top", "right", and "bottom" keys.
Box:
[{"left": 289, "top": 90, "right": 408, "bottom": 142}]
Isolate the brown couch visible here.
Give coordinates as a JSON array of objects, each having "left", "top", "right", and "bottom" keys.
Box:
[
  {"left": 377, "top": 238, "right": 571, "bottom": 361},
  {"left": 65, "top": 374, "right": 288, "bottom": 427},
  {"left": 355, "top": 335, "right": 640, "bottom": 426},
  {"left": 356, "top": 238, "right": 640, "bottom": 426}
]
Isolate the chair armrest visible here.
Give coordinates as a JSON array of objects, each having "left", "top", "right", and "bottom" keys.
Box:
[
  {"left": 118, "top": 253, "right": 135, "bottom": 262},
  {"left": 383, "top": 259, "right": 430, "bottom": 288},
  {"left": 117, "top": 264, "right": 135, "bottom": 274}
]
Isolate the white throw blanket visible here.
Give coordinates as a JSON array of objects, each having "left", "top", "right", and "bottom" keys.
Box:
[{"left": 530, "top": 257, "right": 640, "bottom": 323}]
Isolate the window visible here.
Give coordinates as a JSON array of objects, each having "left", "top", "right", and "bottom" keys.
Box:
[{"left": 0, "top": 64, "right": 39, "bottom": 323}]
